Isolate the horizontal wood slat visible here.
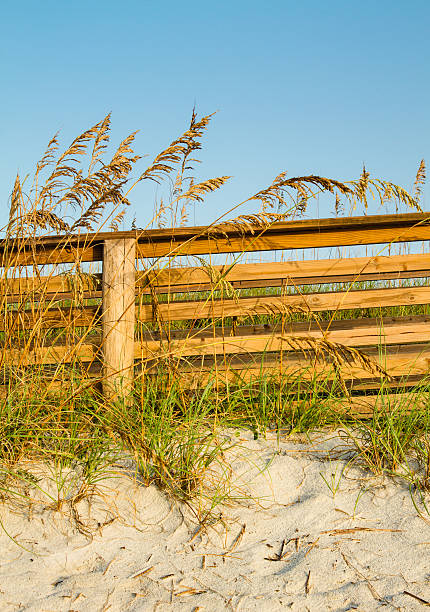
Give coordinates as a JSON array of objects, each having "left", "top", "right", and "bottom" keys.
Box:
[
  {"left": 2, "top": 212, "right": 430, "bottom": 265},
  {"left": 134, "top": 213, "right": 430, "bottom": 257},
  {"left": 5, "top": 252, "right": 430, "bottom": 301},
  {"left": 140, "top": 315, "right": 430, "bottom": 339},
  {"left": 10, "top": 285, "right": 430, "bottom": 331},
  {"left": 10, "top": 285, "right": 426, "bottom": 330},
  {"left": 137, "top": 270, "right": 430, "bottom": 295},
  {"left": 135, "top": 316, "right": 430, "bottom": 359},
  {"left": 1, "top": 244, "right": 103, "bottom": 267},
  {"left": 3, "top": 341, "right": 100, "bottom": 367},
  {"left": 2, "top": 274, "right": 102, "bottom": 299},
  {"left": 7, "top": 334, "right": 428, "bottom": 381},
  {"left": 142, "top": 253, "right": 430, "bottom": 292},
  {"left": 313, "top": 393, "right": 428, "bottom": 417},
  {"left": 161, "top": 345, "right": 430, "bottom": 389},
  {"left": 136, "top": 286, "right": 430, "bottom": 322},
  {"left": 153, "top": 355, "right": 430, "bottom": 390},
  {"left": 168, "top": 341, "right": 427, "bottom": 368},
  {"left": 0, "top": 306, "right": 101, "bottom": 332}
]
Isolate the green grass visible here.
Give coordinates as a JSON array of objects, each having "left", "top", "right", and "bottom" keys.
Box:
[
  {"left": 3, "top": 268, "right": 430, "bottom": 531},
  {"left": 3, "top": 270, "right": 430, "bottom": 527},
  {"left": 2, "top": 363, "right": 430, "bottom": 530},
  {"left": 2, "top": 113, "right": 429, "bottom": 534}
]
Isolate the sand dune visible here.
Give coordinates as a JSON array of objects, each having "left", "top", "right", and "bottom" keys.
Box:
[{"left": 1, "top": 431, "right": 429, "bottom": 611}]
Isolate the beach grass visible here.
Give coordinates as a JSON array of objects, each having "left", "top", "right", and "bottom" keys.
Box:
[{"left": 1, "top": 112, "right": 429, "bottom": 529}]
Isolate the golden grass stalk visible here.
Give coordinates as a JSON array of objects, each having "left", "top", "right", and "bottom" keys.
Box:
[{"left": 1, "top": 111, "right": 427, "bottom": 524}]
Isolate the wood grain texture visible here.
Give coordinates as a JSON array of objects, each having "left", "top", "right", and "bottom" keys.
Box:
[
  {"left": 0, "top": 306, "right": 101, "bottom": 331},
  {"left": 3, "top": 340, "right": 99, "bottom": 367},
  {"left": 159, "top": 345, "right": 430, "bottom": 389},
  {"left": 135, "top": 212, "right": 430, "bottom": 257},
  {"left": 2, "top": 212, "right": 430, "bottom": 264},
  {"left": 135, "top": 285, "right": 430, "bottom": 322},
  {"left": 6, "top": 251, "right": 430, "bottom": 301},
  {"left": 135, "top": 315, "right": 430, "bottom": 359},
  {"left": 102, "top": 238, "right": 136, "bottom": 401},
  {"left": 136, "top": 225, "right": 430, "bottom": 258},
  {"left": 2, "top": 274, "right": 102, "bottom": 301},
  {"left": 4, "top": 335, "right": 430, "bottom": 391},
  {"left": 304, "top": 393, "right": 426, "bottom": 417},
  {"left": 138, "top": 253, "right": 430, "bottom": 292},
  {"left": 6, "top": 338, "right": 429, "bottom": 376}
]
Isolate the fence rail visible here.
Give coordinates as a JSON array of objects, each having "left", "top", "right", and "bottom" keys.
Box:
[
  {"left": 3, "top": 211, "right": 430, "bottom": 411},
  {"left": 3, "top": 211, "right": 430, "bottom": 264}
]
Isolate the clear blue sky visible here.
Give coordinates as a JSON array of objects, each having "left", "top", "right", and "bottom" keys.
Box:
[{"left": 1, "top": 0, "right": 429, "bottom": 230}]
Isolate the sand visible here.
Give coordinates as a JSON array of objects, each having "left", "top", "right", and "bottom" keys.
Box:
[{"left": 1, "top": 430, "right": 430, "bottom": 611}]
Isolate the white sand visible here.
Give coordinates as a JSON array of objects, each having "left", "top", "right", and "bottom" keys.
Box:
[{"left": 1, "top": 430, "right": 430, "bottom": 611}]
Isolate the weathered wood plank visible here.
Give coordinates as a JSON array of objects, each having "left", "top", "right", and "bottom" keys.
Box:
[
  {"left": 0, "top": 306, "right": 101, "bottom": 331},
  {"left": 136, "top": 270, "right": 430, "bottom": 295},
  {"left": 3, "top": 336, "right": 430, "bottom": 391},
  {"left": 135, "top": 315, "right": 430, "bottom": 359},
  {"left": 3, "top": 341, "right": 100, "bottom": 367},
  {"left": 324, "top": 393, "right": 429, "bottom": 417},
  {"left": 135, "top": 212, "right": 430, "bottom": 257},
  {"left": 136, "top": 225, "right": 430, "bottom": 258},
  {"left": 135, "top": 286, "right": 430, "bottom": 322},
  {"left": 5, "top": 252, "right": 430, "bottom": 301},
  {"left": 1, "top": 243, "right": 103, "bottom": 267},
  {"left": 2, "top": 274, "right": 102, "bottom": 301},
  {"left": 138, "top": 315, "right": 430, "bottom": 339},
  {"left": 2, "top": 212, "right": 430, "bottom": 265},
  {"left": 164, "top": 341, "right": 427, "bottom": 368},
  {"left": 159, "top": 345, "right": 430, "bottom": 389},
  {"left": 140, "top": 253, "right": 430, "bottom": 291},
  {"left": 102, "top": 238, "right": 136, "bottom": 401}
]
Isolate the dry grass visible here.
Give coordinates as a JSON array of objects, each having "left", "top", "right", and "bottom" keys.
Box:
[{"left": 1, "top": 110, "right": 429, "bottom": 530}]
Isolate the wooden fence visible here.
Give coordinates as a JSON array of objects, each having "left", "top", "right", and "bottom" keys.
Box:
[{"left": 3, "top": 211, "right": 430, "bottom": 410}]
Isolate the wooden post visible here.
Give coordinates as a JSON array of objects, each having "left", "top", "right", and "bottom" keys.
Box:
[{"left": 102, "top": 238, "right": 136, "bottom": 404}]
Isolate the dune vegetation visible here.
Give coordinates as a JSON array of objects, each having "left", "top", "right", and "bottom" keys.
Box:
[{"left": 1, "top": 110, "right": 430, "bottom": 534}]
